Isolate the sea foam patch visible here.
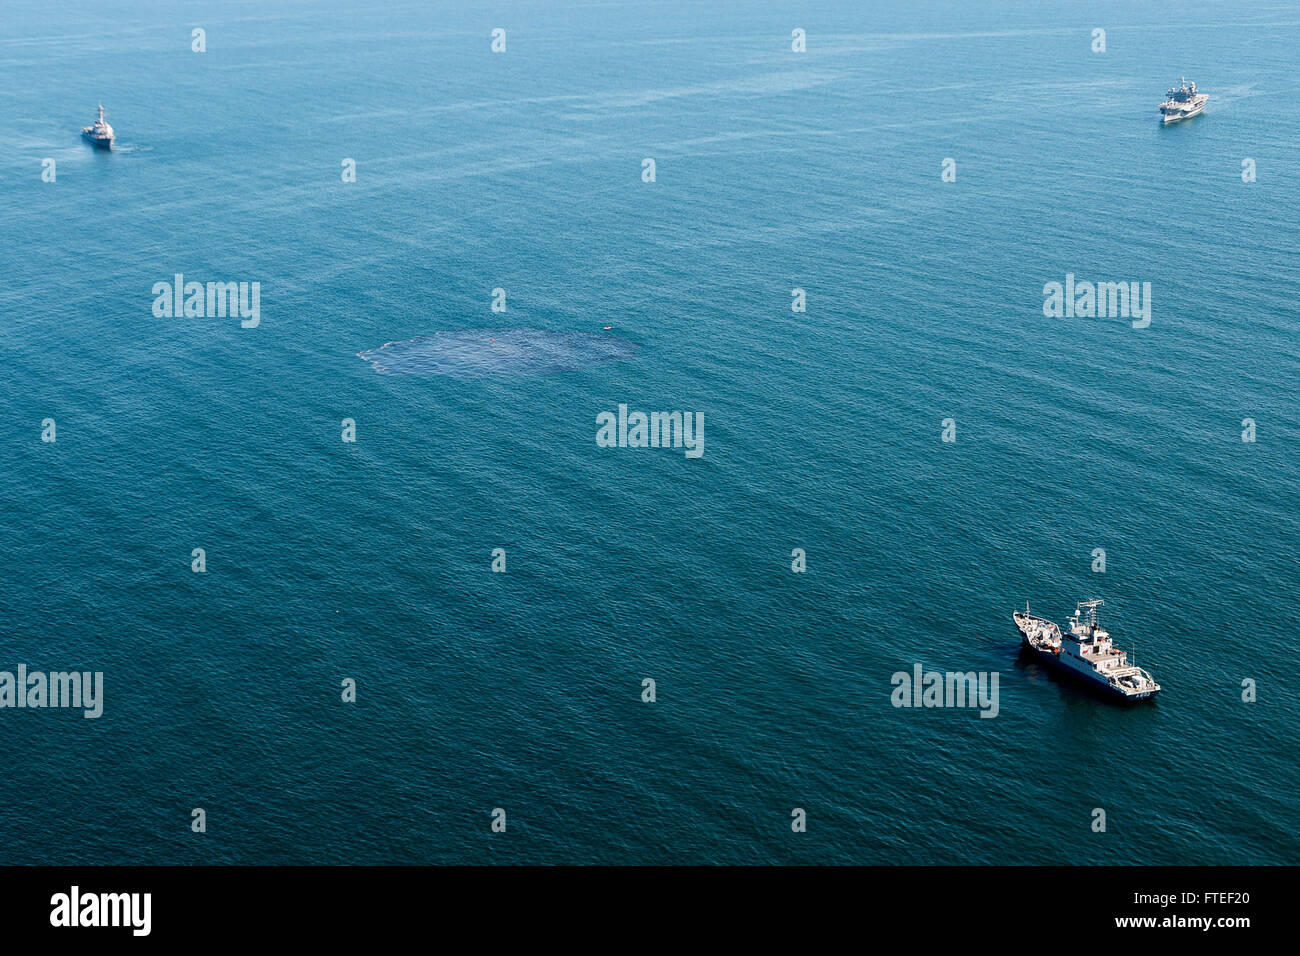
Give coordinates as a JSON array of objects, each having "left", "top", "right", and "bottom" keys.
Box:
[{"left": 358, "top": 329, "right": 638, "bottom": 379}]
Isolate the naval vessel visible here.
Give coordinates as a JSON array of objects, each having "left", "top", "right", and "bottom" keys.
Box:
[
  {"left": 81, "top": 103, "right": 114, "bottom": 149},
  {"left": 1159, "top": 78, "right": 1208, "bottom": 124},
  {"left": 1013, "top": 599, "right": 1160, "bottom": 700}
]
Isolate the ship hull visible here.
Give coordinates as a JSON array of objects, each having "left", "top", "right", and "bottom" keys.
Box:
[
  {"left": 1161, "top": 102, "right": 1207, "bottom": 124},
  {"left": 82, "top": 131, "right": 113, "bottom": 149}
]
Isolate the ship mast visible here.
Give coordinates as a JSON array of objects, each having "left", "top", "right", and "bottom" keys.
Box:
[{"left": 1075, "top": 598, "right": 1104, "bottom": 639}]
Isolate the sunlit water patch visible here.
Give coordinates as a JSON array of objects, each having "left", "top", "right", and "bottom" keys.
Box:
[{"left": 357, "top": 329, "right": 638, "bottom": 378}]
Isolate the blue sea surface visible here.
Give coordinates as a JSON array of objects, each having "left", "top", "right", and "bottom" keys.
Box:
[{"left": 0, "top": 0, "right": 1297, "bottom": 864}]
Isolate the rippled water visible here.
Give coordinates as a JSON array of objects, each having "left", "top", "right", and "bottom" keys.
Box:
[{"left": 0, "top": 0, "right": 1296, "bottom": 865}]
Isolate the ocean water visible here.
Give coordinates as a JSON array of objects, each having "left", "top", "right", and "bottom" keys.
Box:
[{"left": 1, "top": 0, "right": 1297, "bottom": 865}]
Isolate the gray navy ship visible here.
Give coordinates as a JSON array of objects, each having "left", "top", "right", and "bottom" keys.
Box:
[
  {"left": 1013, "top": 599, "right": 1161, "bottom": 700},
  {"left": 1159, "top": 78, "right": 1208, "bottom": 124},
  {"left": 81, "top": 103, "right": 114, "bottom": 149}
]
